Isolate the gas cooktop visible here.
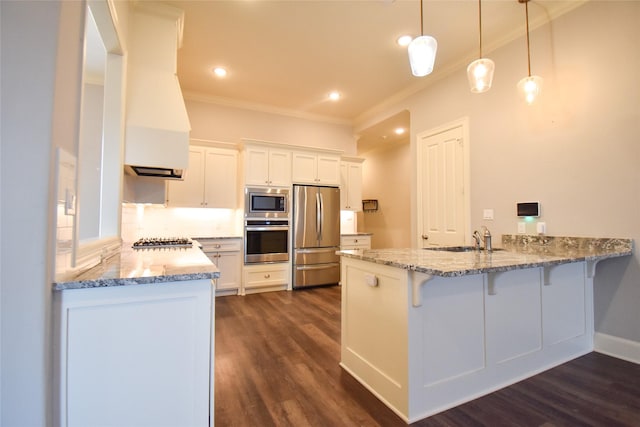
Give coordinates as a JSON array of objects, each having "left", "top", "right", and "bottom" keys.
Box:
[{"left": 132, "top": 237, "right": 193, "bottom": 249}]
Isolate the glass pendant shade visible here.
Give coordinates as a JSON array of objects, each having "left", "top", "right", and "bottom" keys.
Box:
[
  {"left": 408, "top": 35, "right": 438, "bottom": 77},
  {"left": 517, "top": 75, "right": 543, "bottom": 105},
  {"left": 467, "top": 58, "right": 495, "bottom": 93}
]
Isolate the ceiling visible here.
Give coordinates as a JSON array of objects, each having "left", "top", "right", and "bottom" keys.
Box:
[{"left": 165, "top": 0, "right": 586, "bottom": 151}]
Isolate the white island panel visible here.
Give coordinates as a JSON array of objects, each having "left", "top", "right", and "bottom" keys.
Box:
[
  {"left": 340, "top": 260, "right": 409, "bottom": 416},
  {"left": 56, "top": 279, "right": 213, "bottom": 427}
]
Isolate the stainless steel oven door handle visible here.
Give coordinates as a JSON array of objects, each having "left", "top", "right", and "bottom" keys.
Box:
[{"left": 245, "top": 226, "right": 289, "bottom": 232}]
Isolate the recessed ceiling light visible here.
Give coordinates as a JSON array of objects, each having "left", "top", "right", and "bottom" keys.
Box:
[
  {"left": 329, "top": 91, "right": 341, "bottom": 101},
  {"left": 212, "top": 67, "right": 227, "bottom": 77},
  {"left": 394, "top": 127, "right": 406, "bottom": 135},
  {"left": 397, "top": 35, "right": 413, "bottom": 47}
]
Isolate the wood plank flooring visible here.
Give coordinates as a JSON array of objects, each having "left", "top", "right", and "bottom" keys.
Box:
[{"left": 214, "top": 286, "right": 640, "bottom": 426}]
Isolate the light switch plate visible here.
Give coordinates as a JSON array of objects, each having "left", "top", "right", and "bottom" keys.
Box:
[
  {"left": 483, "top": 209, "right": 494, "bottom": 220},
  {"left": 537, "top": 222, "right": 546, "bottom": 235},
  {"left": 518, "top": 222, "right": 526, "bottom": 234}
]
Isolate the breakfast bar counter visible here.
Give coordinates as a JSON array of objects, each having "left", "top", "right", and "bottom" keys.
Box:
[{"left": 337, "top": 235, "right": 632, "bottom": 423}]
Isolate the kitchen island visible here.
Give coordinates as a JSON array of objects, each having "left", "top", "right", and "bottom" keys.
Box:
[
  {"left": 338, "top": 235, "right": 632, "bottom": 423},
  {"left": 53, "top": 242, "right": 219, "bottom": 427}
]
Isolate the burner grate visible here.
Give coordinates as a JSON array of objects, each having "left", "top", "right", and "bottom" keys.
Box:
[{"left": 132, "top": 237, "right": 193, "bottom": 249}]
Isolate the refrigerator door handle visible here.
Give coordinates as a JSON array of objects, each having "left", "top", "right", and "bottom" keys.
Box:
[
  {"left": 319, "top": 192, "right": 324, "bottom": 241},
  {"left": 295, "top": 263, "right": 340, "bottom": 271},
  {"left": 316, "top": 192, "right": 322, "bottom": 241}
]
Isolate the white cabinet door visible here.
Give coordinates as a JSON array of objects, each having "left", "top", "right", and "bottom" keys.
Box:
[
  {"left": 245, "top": 147, "right": 291, "bottom": 187},
  {"left": 166, "top": 147, "right": 205, "bottom": 207},
  {"left": 168, "top": 146, "right": 237, "bottom": 208},
  {"left": 292, "top": 151, "right": 340, "bottom": 185},
  {"left": 542, "top": 262, "right": 586, "bottom": 346},
  {"left": 485, "top": 268, "right": 542, "bottom": 364},
  {"left": 291, "top": 151, "right": 318, "bottom": 184},
  {"left": 214, "top": 251, "right": 241, "bottom": 291},
  {"left": 267, "top": 149, "right": 292, "bottom": 187},
  {"left": 316, "top": 155, "right": 340, "bottom": 185},
  {"left": 56, "top": 281, "right": 213, "bottom": 427},
  {"left": 244, "top": 146, "right": 270, "bottom": 186},
  {"left": 340, "top": 161, "right": 363, "bottom": 210},
  {"left": 204, "top": 148, "right": 237, "bottom": 208}
]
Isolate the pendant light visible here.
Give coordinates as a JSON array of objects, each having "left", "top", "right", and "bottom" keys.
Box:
[
  {"left": 467, "top": 0, "right": 495, "bottom": 93},
  {"left": 517, "top": 0, "right": 543, "bottom": 104},
  {"left": 408, "top": 0, "right": 437, "bottom": 77}
]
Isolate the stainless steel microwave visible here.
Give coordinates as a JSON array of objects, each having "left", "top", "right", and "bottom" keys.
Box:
[{"left": 245, "top": 187, "right": 289, "bottom": 218}]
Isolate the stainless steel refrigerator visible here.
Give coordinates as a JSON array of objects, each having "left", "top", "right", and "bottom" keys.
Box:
[{"left": 292, "top": 185, "right": 341, "bottom": 289}]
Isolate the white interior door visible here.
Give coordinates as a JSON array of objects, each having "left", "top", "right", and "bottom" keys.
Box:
[{"left": 417, "top": 122, "right": 468, "bottom": 247}]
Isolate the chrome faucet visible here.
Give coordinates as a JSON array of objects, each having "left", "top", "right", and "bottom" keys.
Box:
[
  {"left": 482, "top": 226, "right": 492, "bottom": 252},
  {"left": 472, "top": 230, "right": 482, "bottom": 250}
]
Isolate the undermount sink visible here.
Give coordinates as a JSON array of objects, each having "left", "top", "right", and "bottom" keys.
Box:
[{"left": 423, "top": 246, "right": 504, "bottom": 252}]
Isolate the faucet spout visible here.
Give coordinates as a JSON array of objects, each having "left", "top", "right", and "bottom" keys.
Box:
[{"left": 472, "top": 230, "right": 482, "bottom": 250}]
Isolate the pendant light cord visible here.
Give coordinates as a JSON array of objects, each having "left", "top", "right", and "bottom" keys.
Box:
[
  {"left": 525, "top": 0, "right": 531, "bottom": 76},
  {"left": 420, "top": 0, "right": 424, "bottom": 36},
  {"left": 478, "top": 0, "right": 483, "bottom": 58}
]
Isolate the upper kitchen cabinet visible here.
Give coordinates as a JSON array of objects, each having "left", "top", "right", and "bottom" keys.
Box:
[
  {"left": 340, "top": 157, "right": 364, "bottom": 211},
  {"left": 166, "top": 145, "right": 238, "bottom": 208},
  {"left": 292, "top": 150, "right": 341, "bottom": 186},
  {"left": 124, "top": 3, "right": 191, "bottom": 179},
  {"left": 243, "top": 144, "right": 291, "bottom": 187}
]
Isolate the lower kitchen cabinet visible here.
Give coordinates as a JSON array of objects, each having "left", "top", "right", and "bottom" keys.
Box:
[
  {"left": 200, "top": 238, "right": 242, "bottom": 295},
  {"left": 243, "top": 262, "right": 289, "bottom": 294},
  {"left": 341, "top": 234, "right": 371, "bottom": 250},
  {"left": 54, "top": 280, "right": 214, "bottom": 427}
]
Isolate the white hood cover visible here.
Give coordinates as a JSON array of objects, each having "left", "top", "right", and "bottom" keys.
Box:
[{"left": 125, "top": 3, "right": 190, "bottom": 176}]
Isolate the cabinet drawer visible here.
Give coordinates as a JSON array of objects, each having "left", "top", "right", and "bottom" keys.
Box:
[
  {"left": 341, "top": 235, "right": 371, "bottom": 249},
  {"left": 244, "top": 264, "right": 288, "bottom": 288},
  {"left": 199, "top": 238, "right": 242, "bottom": 252}
]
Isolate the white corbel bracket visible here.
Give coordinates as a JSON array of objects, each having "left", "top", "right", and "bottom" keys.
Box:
[{"left": 412, "top": 274, "right": 433, "bottom": 307}]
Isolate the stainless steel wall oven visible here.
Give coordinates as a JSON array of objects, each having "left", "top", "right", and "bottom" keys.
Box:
[{"left": 244, "top": 219, "right": 289, "bottom": 264}]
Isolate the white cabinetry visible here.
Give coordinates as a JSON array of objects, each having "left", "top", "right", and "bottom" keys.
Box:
[
  {"left": 244, "top": 145, "right": 291, "bottom": 187},
  {"left": 340, "top": 158, "right": 364, "bottom": 211},
  {"left": 200, "top": 238, "right": 242, "bottom": 296},
  {"left": 341, "top": 235, "right": 371, "bottom": 250},
  {"left": 292, "top": 151, "right": 340, "bottom": 185},
  {"left": 243, "top": 262, "right": 289, "bottom": 294},
  {"left": 340, "top": 257, "right": 592, "bottom": 422},
  {"left": 54, "top": 280, "right": 213, "bottom": 427},
  {"left": 167, "top": 146, "right": 238, "bottom": 208}
]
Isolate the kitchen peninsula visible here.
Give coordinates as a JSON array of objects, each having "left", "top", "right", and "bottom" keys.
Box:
[
  {"left": 53, "top": 242, "right": 219, "bottom": 427},
  {"left": 338, "top": 235, "right": 633, "bottom": 423}
]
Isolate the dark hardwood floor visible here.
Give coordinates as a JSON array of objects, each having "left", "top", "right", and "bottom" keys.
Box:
[{"left": 214, "top": 286, "right": 640, "bottom": 426}]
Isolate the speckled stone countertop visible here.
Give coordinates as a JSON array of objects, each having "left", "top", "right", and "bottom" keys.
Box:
[
  {"left": 53, "top": 242, "right": 220, "bottom": 291},
  {"left": 341, "top": 233, "right": 373, "bottom": 237},
  {"left": 193, "top": 236, "right": 242, "bottom": 240},
  {"left": 337, "top": 235, "right": 633, "bottom": 277}
]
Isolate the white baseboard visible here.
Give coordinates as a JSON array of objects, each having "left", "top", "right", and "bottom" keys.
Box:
[{"left": 594, "top": 332, "right": 640, "bottom": 364}]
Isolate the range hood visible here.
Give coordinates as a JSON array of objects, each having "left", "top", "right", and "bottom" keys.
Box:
[{"left": 124, "top": 3, "right": 190, "bottom": 180}]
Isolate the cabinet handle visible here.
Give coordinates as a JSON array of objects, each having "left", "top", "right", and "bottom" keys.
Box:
[
  {"left": 354, "top": 239, "right": 358, "bottom": 243},
  {"left": 215, "top": 244, "right": 221, "bottom": 248},
  {"left": 264, "top": 273, "right": 271, "bottom": 279},
  {"left": 422, "top": 234, "right": 429, "bottom": 240}
]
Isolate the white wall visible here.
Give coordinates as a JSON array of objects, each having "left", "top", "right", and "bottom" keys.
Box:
[
  {"left": 1, "top": 2, "right": 76, "bottom": 425},
  {"left": 185, "top": 99, "right": 357, "bottom": 154},
  {"left": 385, "top": 2, "right": 640, "bottom": 343},
  {"left": 360, "top": 142, "right": 412, "bottom": 249}
]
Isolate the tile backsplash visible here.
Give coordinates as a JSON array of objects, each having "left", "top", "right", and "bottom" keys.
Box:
[{"left": 121, "top": 204, "right": 243, "bottom": 241}]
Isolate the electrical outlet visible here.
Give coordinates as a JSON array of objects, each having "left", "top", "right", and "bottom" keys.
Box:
[
  {"left": 536, "top": 222, "right": 546, "bottom": 235},
  {"left": 518, "top": 222, "right": 526, "bottom": 234},
  {"left": 483, "top": 209, "right": 494, "bottom": 220}
]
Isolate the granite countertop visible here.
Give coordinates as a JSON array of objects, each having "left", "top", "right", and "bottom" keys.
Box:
[
  {"left": 341, "top": 233, "right": 373, "bottom": 236},
  {"left": 53, "top": 242, "right": 220, "bottom": 291},
  {"left": 337, "top": 235, "right": 633, "bottom": 277}
]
